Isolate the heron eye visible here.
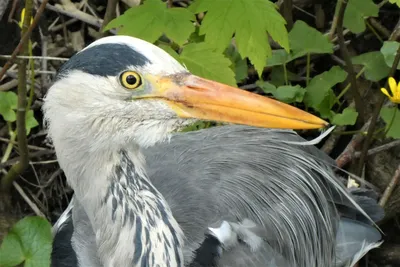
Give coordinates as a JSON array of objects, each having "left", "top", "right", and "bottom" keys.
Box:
[{"left": 120, "top": 71, "right": 142, "bottom": 89}]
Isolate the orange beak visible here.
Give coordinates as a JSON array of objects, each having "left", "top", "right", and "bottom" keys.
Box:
[{"left": 141, "top": 73, "right": 328, "bottom": 130}]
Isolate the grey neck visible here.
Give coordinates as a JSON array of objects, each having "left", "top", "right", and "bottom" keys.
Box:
[{"left": 84, "top": 149, "right": 184, "bottom": 267}]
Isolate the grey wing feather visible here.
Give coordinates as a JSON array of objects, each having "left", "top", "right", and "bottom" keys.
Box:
[
  {"left": 52, "top": 125, "right": 383, "bottom": 267},
  {"left": 144, "top": 125, "right": 382, "bottom": 267},
  {"left": 51, "top": 200, "right": 77, "bottom": 267},
  {"left": 335, "top": 218, "right": 382, "bottom": 266}
]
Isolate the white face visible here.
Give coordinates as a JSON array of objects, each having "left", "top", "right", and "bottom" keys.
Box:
[{"left": 43, "top": 36, "right": 194, "bottom": 155}]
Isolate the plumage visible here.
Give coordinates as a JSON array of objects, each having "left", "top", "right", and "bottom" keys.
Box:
[
  {"left": 45, "top": 36, "right": 383, "bottom": 267},
  {"left": 52, "top": 126, "right": 383, "bottom": 267}
]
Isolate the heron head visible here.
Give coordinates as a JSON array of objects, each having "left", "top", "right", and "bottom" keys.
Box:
[{"left": 43, "top": 36, "right": 327, "bottom": 150}]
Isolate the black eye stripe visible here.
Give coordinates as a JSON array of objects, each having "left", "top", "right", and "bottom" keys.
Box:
[{"left": 55, "top": 43, "right": 151, "bottom": 80}]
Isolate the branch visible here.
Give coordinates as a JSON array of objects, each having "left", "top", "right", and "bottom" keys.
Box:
[
  {"left": 13, "top": 181, "right": 46, "bottom": 217},
  {"left": 167, "top": 0, "right": 173, "bottom": 8},
  {"left": 39, "top": 0, "right": 117, "bottom": 34},
  {"left": 0, "top": 0, "right": 33, "bottom": 192},
  {"left": 282, "top": 0, "right": 293, "bottom": 31},
  {"left": 335, "top": 121, "right": 370, "bottom": 168},
  {"left": 100, "top": 0, "right": 119, "bottom": 36},
  {"left": 336, "top": 0, "right": 365, "bottom": 125},
  {"left": 354, "top": 140, "right": 400, "bottom": 158},
  {"left": 0, "top": 0, "right": 48, "bottom": 82},
  {"left": 356, "top": 44, "right": 400, "bottom": 175},
  {"left": 379, "top": 164, "right": 400, "bottom": 207},
  {"left": 321, "top": 126, "right": 346, "bottom": 154},
  {"left": 328, "top": 0, "right": 341, "bottom": 39}
]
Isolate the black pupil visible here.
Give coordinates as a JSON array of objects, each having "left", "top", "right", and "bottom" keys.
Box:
[{"left": 126, "top": 74, "right": 137, "bottom": 85}]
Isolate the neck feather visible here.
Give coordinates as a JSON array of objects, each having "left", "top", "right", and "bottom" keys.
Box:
[
  {"left": 97, "top": 150, "right": 184, "bottom": 267},
  {"left": 62, "top": 143, "right": 184, "bottom": 267}
]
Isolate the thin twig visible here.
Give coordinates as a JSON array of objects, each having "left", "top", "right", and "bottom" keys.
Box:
[
  {"left": 329, "top": 0, "right": 341, "bottom": 40},
  {"left": 321, "top": 126, "right": 346, "bottom": 154},
  {"left": 167, "top": 0, "right": 173, "bottom": 8},
  {"left": 0, "top": 137, "right": 48, "bottom": 151},
  {"left": 368, "top": 17, "right": 391, "bottom": 39},
  {"left": 30, "top": 159, "right": 58, "bottom": 165},
  {"left": 336, "top": 0, "right": 365, "bottom": 125},
  {"left": 378, "top": 0, "right": 390, "bottom": 8},
  {"left": 0, "top": 55, "right": 69, "bottom": 61},
  {"left": 13, "top": 181, "right": 46, "bottom": 217},
  {"left": 39, "top": 0, "right": 116, "bottom": 33},
  {"left": 0, "top": 0, "right": 49, "bottom": 81},
  {"left": 50, "top": 18, "right": 77, "bottom": 32},
  {"left": 40, "top": 29, "right": 49, "bottom": 90},
  {"left": 379, "top": 165, "right": 400, "bottom": 207},
  {"left": 354, "top": 140, "right": 400, "bottom": 158},
  {"left": 0, "top": 0, "right": 33, "bottom": 191},
  {"left": 282, "top": 0, "right": 293, "bottom": 31},
  {"left": 0, "top": 150, "right": 55, "bottom": 168},
  {"left": 336, "top": 121, "right": 370, "bottom": 168},
  {"left": 100, "top": 0, "right": 119, "bottom": 36},
  {"left": 7, "top": 0, "right": 17, "bottom": 22},
  {"left": 0, "top": 67, "right": 42, "bottom": 90}
]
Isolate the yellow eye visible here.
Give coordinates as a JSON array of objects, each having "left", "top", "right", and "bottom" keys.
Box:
[{"left": 120, "top": 71, "right": 142, "bottom": 89}]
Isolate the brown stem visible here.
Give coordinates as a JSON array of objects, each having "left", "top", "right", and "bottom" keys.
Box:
[
  {"left": 335, "top": 121, "right": 370, "bottom": 168},
  {"left": 321, "top": 126, "right": 346, "bottom": 154},
  {"left": 368, "top": 17, "right": 391, "bottom": 39},
  {"left": 167, "top": 0, "right": 173, "bottom": 8},
  {"left": 379, "top": 164, "right": 400, "bottom": 207},
  {"left": 0, "top": 0, "right": 49, "bottom": 82},
  {"left": 329, "top": 0, "right": 341, "bottom": 40},
  {"left": 336, "top": 0, "right": 365, "bottom": 126},
  {"left": 100, "top": 0, "right": 119, "bottom": 36},
  {"left": 7, "top": 0, "right": 18, "bottom": 22},
  {"left": 354, "top": 140, "right": 400, "bottom": 158},
  {"left": 282, "top": 0, "right": 293, "bottom": 31},
  {"left": 0, "top": 0, "right": 33, "bottom": 192},
  {"left": 356, "top": 45, "right": 400, "bottom": 175}
]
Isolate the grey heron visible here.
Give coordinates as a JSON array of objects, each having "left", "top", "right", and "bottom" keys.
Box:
[{"left": 45, "top": 36, "right": 384, "bottom": 267}]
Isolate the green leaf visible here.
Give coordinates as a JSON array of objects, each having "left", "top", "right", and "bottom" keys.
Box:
[
  {"left": 343, "top": 0, "right": 379, "bottom": 33},
  {"left": 157, "top": 44, "right": 181, "bottom": 62},
  {"left": 380, "top": 107, "right": 400, "bottom": 139},
  {"left": 289, "top": 20, "right": 333, "bottom": 58},
  {"left": 188, "top": 27, "right": 205, "bottom": 43},
  {"left": 269, "top": 66, "right": 301, "bottom": 86},
  {"left": 256, "top": 81, "right": 276, "bottom": 94},
  {"left": 191, "top": 0, "right": 289, "bottom": 76},
  {"left": 225, "top": 45, "right": 248, "bottom": 83},
  {"left": 0, "top": 92, "right": 17, "bottom": 122},
  {"left": 265, "top": 49, "right": 306, "bottom": 67},
  {"left": 105, "top": 0, "right": 195, "bottom": 46},
  {"left": 266, "top": 50, "right": 291, "bottom": 67},
  {"left": 0, "top": 216, "right": 52, "bottom": 267},
  {"left": 304, "top": 66, "right": 347, "bottom": 112},
  {"left": 274, "top": 85, "right": 306, "bottom": 103},
  {"left": 380, "top": 41, "right": 400, "bottom": 70},
  {"left": 332, "top": 107, "right": 358, "bottom": 126},
  {"left": 233, "top": 59, "right": 248, "bottom": 83},
  {"left": 318, "top": 90, "right": 337, "bottom": 119},
  {"left": 0, "top": 232, "right": 24, "bottom": 266},
  {"left": 389, "top": 0, "right": 400, "bottom": 7},
  {"left": 25, "top": 110, "right": 39, "bottom": 135},
  {"left": 179, "top": 43, "right": 236, "bottom": 85},
  {"left": 351, "top": 51, "right": 391, "bottom": 81},
  {"left": 256, "top": 82, "right": 305, "bottom": 103}
]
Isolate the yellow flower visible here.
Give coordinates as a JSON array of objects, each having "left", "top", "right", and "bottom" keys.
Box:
[{"left": 381, "top": 77, "right": 400, "bottom": 104}]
